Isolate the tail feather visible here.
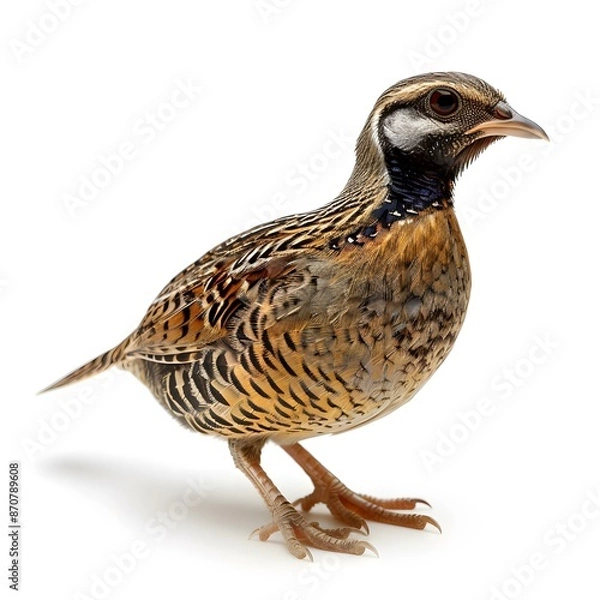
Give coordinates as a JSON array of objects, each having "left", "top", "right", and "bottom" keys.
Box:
[{"left": 39, "top": 341, "right": 129, "bottom": 394}]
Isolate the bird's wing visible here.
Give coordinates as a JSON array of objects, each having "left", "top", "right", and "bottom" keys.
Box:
[
  {"left": 126, "top": 252, "right": 295, "bottom": 363},
  {"left": 123, "top": 218, "right": 329, "bottom": 364}
]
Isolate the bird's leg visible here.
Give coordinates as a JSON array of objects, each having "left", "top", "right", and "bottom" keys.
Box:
[
  {"left": 281, "top": 443, "right": 441, "bottom": 534},
  {"left": 229, "top": 438, "right": 377, "bottom": 559}
]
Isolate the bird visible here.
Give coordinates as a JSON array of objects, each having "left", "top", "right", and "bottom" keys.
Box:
[{"left": 42, "top": 72, "right": 548, "bottom": 559}]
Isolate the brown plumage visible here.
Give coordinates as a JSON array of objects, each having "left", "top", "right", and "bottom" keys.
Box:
[{"left": 43, "top": 72, "right": 547, "bottom": 559}]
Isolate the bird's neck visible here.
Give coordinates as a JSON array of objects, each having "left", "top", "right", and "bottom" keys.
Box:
[
  {"left": 315, "top": 146, "right": 455, "bottom": 250},
  {"left": 374, "top": 149, "right": 452, "bottom": 228}
]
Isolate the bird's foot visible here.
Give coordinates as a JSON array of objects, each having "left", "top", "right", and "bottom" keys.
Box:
[
  {"left": 251, "top": 500, "right": 378, "bottom": 560},
  {"left": 294, "top": 478, "right": 441, "bottom": 535}
]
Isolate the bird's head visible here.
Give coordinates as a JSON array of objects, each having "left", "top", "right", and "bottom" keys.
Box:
[{"left": 356, "top": 72, "right": 548, "bottom": 183}]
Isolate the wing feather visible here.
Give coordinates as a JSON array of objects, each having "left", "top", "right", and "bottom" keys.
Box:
[{"left": 125, "top": 250, "right": 298, "bottom": 362}]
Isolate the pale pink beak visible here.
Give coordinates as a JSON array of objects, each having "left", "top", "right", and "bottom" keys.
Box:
[{"left": 466, "top": 101, "right": 549, "bottom": 141}]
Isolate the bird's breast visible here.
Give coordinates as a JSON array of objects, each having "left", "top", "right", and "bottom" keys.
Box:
[{"left": 312, "top": 206, "right": 472, "bottom": 431}]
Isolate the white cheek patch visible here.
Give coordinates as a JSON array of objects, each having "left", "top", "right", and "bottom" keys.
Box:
[{"left": 382, "top": 108, "right": 448, "bottom": 152}]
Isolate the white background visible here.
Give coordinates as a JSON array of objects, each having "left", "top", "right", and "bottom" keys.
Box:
[{"left": 2, "top": 1, "right": 599, "bottom": 598}]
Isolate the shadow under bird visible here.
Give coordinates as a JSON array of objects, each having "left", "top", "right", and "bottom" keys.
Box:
[{"left": 43, "top": 72, "right": 548, "bottom": 559}]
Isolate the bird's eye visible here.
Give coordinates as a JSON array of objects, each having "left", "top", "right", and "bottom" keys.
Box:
[{"left": 429, "top": 89, "right": 460, "bottom": 117}]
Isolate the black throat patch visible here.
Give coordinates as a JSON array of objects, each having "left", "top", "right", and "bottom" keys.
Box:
[{"left": 373, "top": 149, "right": 451, "bottom": 227}]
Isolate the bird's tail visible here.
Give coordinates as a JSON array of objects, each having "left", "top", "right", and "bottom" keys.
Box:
[{"left": 39, "top": 340, "right": 130, "bottom": 394}]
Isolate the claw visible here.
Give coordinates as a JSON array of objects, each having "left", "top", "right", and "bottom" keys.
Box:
[
  {"left": 414, "top": 498, "right": 432, "bottom": 509},
  {"left": 359, "top": 541, "right": 379, "bottom": 558},
  {"left": 250, "top": 521, "right": 279, "bottom": 542},
  {"left": 424, "top": 516, "right": 442, "bottom": 534}
]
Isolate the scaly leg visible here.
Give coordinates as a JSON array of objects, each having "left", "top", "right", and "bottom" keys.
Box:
[
  {"left": 229, "top": 438, "right": 377, "bottom": 560},
  {"left": 281, "top": 442, "right": 441, "bottom": 534}
]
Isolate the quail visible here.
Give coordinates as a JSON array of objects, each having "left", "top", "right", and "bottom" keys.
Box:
[{"left": 43, "top": 72, "right": 548, "bottom": 559}]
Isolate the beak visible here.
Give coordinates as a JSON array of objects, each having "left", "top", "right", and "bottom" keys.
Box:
[{"left": 466, "top": 101, "right": 549, "bottom": 141}]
